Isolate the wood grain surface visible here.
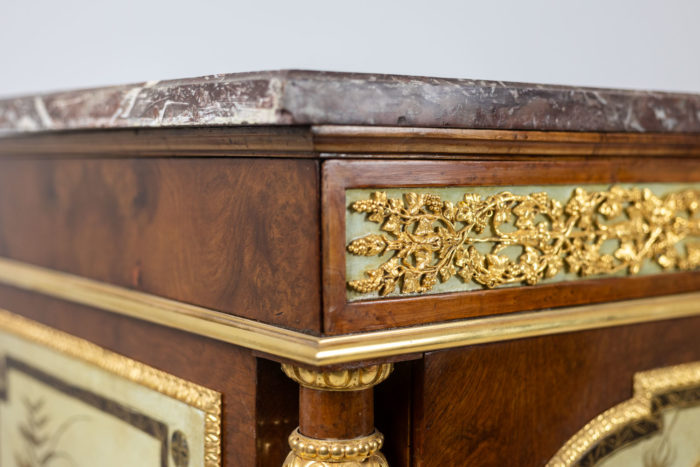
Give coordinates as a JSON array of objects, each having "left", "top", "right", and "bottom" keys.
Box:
[
  {"left": 412, "top": 317, "right": 700, "bottom": 466},
  {"left": 323, "top": 158, "right": 700, "bottom": 333},
  {"left": 313, "top": 126, "right": 700, "bottom": 157},
  {"left": 4, "top": 125, "right": 699, "bottom": 159},
  {"left": 299, "top": 387, "right": 374, "bottom": 439},
  {"left": 0, "top": 157, "right": 321, "bottom": 332},
  {"left": 0, "top": 127, "right": 315, "bottom": 158}
]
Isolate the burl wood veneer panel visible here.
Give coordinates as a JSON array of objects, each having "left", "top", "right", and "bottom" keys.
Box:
[
  {"left": 0, "top": 158, "right": 320, "bottom": 332},
  {"left": 412, "top": 317, "right": 700, "bottom": 466},
  {"left": 0, "top": 284, "right": 258, "bottom": 466}
]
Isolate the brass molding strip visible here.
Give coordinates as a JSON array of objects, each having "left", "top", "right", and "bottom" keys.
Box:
[
  {"left": 312, "top": 125, "right": 700, "bottom": 157},
  {"left": 0, "top": 257, "right": 320, "bottom": 364},
  {"left": 0, "top": 257, "right": 699, "bottom": 366}
]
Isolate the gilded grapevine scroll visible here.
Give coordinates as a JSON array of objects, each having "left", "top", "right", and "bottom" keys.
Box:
[{"left": 346, "top": 186, "right": 700, "bottom": 297}]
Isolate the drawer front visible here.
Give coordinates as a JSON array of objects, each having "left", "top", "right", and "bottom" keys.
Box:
[{"left": 323, "top": 158, "right": 700, "bottom": 333}]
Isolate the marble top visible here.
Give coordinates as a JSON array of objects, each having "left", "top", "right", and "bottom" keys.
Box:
[{"left": 1, "top": 70, "right": 700, "bottom": 134}]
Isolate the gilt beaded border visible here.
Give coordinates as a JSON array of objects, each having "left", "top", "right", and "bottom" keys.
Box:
[{"left": 288, "top": 428, "right": 384, "bottom": 462}]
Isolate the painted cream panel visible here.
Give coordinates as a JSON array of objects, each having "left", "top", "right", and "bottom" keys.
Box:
[
  {"left": 0, "top": 312, "right": 220, "bottom": 467},
  {"left": 598, "top": 405, "right": 700, "bottom": 467}
]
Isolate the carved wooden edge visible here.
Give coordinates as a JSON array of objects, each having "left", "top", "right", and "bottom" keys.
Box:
[
  {"left": 0, "top": 126, "right": 315, "bottom": 158},
  {"left": 281, "top": 363, "right": 393, "bottom": 466},
  {"left": 2, "top": 125, "right": 700, "bottom": 158},
  {"left": 547, "top": 361, "right": 700, "bottom": 466},
  {"left": 313, "top": 125, "right": 700, "bottom": 157}
]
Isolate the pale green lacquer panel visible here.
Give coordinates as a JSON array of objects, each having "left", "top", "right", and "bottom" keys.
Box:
[{"left": 346, "top": 183, "right": 700, "bottom": 301}]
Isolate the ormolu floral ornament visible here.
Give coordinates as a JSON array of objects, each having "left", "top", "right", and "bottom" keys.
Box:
[{"left": 347, "top": 187, "right": 700, "bottom": 296}]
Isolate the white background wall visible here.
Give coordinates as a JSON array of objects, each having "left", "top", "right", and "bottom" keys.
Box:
[{"left": 1, "top": 0, "right": 699, "bottom": 97}]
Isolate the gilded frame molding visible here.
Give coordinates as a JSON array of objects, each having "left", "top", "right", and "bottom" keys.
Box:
[
  {"left": 0, "top": 256, "right": 699, "bottom": 366},
  {"left": 0, "top": 309, "right": 222, "bottom": 466},
  {"left": 547, "top": 361, "right": 700, "bottom": 467}
]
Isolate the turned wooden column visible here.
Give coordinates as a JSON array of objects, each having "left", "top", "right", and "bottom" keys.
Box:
[{"left": 281, "top": 363, "right": 393, "bottom": 466}]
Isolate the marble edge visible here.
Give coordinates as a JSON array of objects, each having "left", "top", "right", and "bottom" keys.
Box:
[{"left": 1, "top": 69, "right": 700, "bottom": 134}]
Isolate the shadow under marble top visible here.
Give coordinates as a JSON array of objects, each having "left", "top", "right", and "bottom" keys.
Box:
[{"left": 1, "top": 70, "right": 699, "bottom": 134}]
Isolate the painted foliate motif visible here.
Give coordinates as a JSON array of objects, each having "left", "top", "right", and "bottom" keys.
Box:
[{"left": 14, "top": 397, "right": 86, "bottom": 467}]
